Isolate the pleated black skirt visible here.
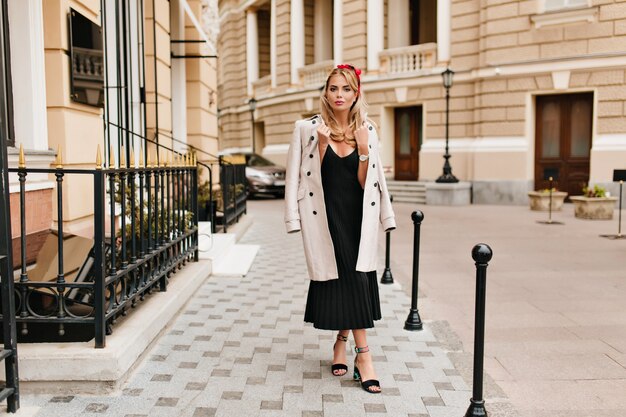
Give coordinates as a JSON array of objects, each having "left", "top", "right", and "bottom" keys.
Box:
[{"left": 304, "top": 146, "right": 381, "bottom": 330}]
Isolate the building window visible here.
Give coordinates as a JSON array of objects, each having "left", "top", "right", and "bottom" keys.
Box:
[
  {"left": 410, "top": 0, "right": 437, "bottom": 45},
  {"left": 257, "top": 4, "right": 270, "bottom": 78},
  {"left": 69, "top": 8, "right": 104, "bottom": 107},
  {"left": 544, "top": 0, "right": 588, "bottom": 12}
]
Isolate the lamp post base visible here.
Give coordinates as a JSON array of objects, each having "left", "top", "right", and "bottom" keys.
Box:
[
  {"left": 435, "top": 173, "right": 459, "bottom": 183},
  {"left": 404, "top": 309, "right": 422, "bottom": 331},
  {"left": 380, "top": 268, "right": 393, "bottom": 284},
  {"left": 464, "top": 399, "right": 487, "bottom": 417}
]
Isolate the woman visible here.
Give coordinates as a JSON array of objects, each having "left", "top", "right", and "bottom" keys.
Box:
[{"left": 284, "top": 65, "right": 396, "bottom": 394}]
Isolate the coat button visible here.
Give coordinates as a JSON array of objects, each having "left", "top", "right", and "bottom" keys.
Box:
[
  {"left": 312, "top": 120, "right": 316, "bottom": 124},
  {"left": 374, "top": 182, "right": 378, "bottom": 187},
  {"left": 313, "top": 210, "right": 317, "bottom": 215},
  {"left": 371, "top": 202, "right": 375, "bottom": 206},
  {"left": 310, "top": 136, "right": 314, "bottom": 141},
  {"left": 309, "top": 154, "right": 313, "bottom": 158},
  {"left": 372, "top": 164, "right": 376, "bottom": 168},
  {"left": 309, "top": 192, "right": 313, "bottom": 196},
  {"left": 306, "top": 171, "right": 311, "bottom": 176},
  {"left": 369, "top": 144, "right": 371, "bottom": 149},
  {"left": 368, "top": 126, "right": 373, "bottom": 131}
]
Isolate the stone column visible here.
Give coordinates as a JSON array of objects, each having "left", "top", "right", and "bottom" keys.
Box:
[
  {"left": 333, "top": 0, "right": 343, "bottom": 65},
  {"left": 246, "top": 8, "right": 259, "bottom": 95},
  {"left": 437, "top": 0, "right": 451, "bottom": 63},
  {"left": 367, "top": 0, "right": 384, "bottom": 71},
  {"left": 7, "top": 0, "right": 48, "bottom": 151},
  {"left": 270, "top": 0, "right": 277, "bottom": 87},
  {"left": 171, "top": 0, "right": 187, "bottom": 146},
  {"left": 290, "top": 0, "right": 305, "bottom": 85}
]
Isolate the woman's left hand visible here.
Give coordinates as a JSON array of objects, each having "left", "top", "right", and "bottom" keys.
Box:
[{"left": 354, "top": 123, "right": 369, "bottom": 151}]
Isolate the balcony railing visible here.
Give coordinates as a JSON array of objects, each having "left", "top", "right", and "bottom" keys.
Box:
[
  {"left": 299, "top": 60, "right": 335, "bottom": 89},
  {"left": 379, "top": 43, "right": 438, "bottom": 75},
  {"left": 4, "top": 151, "right": 199, "bottom": 348},
  {"left": 72, "top": 47, "right": 104, "bottom": 82}
]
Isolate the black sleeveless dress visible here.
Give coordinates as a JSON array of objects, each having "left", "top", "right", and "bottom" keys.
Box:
[{"left": 303, "top": 146, "right": 382, "bottom": 330}]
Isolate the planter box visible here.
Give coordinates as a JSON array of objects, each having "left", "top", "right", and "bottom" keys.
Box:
[
  {"left": 570, "top": 196, "right": 618, "bottom": 220},
  {"left": 528, "top": 191, "right": 568, "bottom": 211}
]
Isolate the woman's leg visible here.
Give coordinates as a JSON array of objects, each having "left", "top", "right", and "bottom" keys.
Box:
[
  {"left": 352, "top": 328, "right": 380, "bottom": 392},
  {"left": 332, "top": 330, "right": 350, "bottom": 376}
]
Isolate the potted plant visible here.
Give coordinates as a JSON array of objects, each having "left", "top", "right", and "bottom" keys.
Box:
[
  {"left": 570, "top": 185, "right": 618, "bottom": 220},
  {"left": 527, "top": 188, "right": 568, "bottom": 211}
]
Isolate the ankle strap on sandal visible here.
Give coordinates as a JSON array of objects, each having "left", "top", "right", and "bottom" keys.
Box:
[
  {"left": 336, "top": 334, "right": 348, "bottom": 342},
  {"left": 354, "top": 346, "right": 369, "bottom": 354}
]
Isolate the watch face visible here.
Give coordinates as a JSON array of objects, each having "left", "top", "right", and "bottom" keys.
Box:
[{"left": 359, "top": 154, "right": 369, "bottom": 162}]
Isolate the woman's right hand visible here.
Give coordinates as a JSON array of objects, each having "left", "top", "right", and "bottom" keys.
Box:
[{"left": 317, "top": 121, "right": 331, "bottom": 146}]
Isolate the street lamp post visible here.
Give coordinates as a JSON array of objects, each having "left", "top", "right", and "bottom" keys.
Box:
[
  {"left": 436, "top": 68, "right": 459, "bottom": 183},
  {"left": 248, "top": 97, "right": 257, "bottom": 154}
]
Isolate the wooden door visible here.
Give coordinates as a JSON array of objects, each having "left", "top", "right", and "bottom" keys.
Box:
[
  {"left": 394, "top": 106, "right": 421, "bottom": 181},
  {"left": 535, "top": 93, "right": 593, "bottom": 196}
]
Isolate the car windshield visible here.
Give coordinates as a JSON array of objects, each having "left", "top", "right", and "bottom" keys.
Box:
[{"left": 246, "top": 153, "right": 275, "bottom": 167}]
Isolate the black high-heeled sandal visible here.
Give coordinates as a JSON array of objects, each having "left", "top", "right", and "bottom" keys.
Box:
[
  {"left": 331, "top": 334, "right": 349, "bottom": 376},
  {"left": 353, "top": 346, "right": 381, "bottom": 393}
]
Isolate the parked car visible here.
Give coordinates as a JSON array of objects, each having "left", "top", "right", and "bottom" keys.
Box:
[{"left": 223, "top": 152, "right": 286, "bottom": 198}]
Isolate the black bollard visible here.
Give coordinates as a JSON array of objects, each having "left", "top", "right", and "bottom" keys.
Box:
[
  {"left": 404, "top": 210, "right": 423, "bottom": 331},
  {"left": 465, "top": 243, "right": 493, "bottom": 417},
  {"left": 380, "top": 195, "right": 394, "bottom": 284}
]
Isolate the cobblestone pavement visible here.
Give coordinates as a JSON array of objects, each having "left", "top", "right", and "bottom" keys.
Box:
[{"left": 16, "top": 205, "right": 508, "bottom": 417}]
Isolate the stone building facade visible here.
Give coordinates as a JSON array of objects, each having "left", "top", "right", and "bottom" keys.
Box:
[
  {"left": 4, "top": 0, "right": 217, "bottom": 262},
  {"left": 218, "top": 0, "right": 626, "bottom": 204}
]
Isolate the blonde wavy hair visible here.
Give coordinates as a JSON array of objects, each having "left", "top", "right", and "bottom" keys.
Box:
[{"left": 320, "top": 66, "right": 368, "bottom": 145}]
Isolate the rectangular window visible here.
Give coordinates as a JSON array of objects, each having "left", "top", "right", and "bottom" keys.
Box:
[
  {"left": 544, "top": 0, "right": 588, "bottom": 12},
  {"left": 69, "top": 8, "right": 104, "bottom": 107}
]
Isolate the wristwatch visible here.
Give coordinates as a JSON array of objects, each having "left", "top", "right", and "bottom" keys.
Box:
[{"left": 358, "top": 154, "right": 369, "bottom": 162}]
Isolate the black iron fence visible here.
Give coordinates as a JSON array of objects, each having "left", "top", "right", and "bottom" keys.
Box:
[
  {"left": 3, "top": 150, "right": 198, "bottom": 348},
  {"left": 197, "top": 158, "right": 247, "bottom": 233},
  {"left": 218, "top": 159, "right": 247, "bottom": 233}
]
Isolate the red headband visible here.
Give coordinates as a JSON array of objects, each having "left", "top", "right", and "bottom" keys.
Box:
[{"left": 336, "top": 64, "right": 361, "bottom": 94}]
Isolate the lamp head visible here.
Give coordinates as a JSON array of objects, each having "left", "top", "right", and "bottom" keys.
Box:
[
  {"left": 248, "top": 97, "right": 257, "bottom": 112},
  {"left": 442, "top": 68, "right": 454, "bottom": 89}
]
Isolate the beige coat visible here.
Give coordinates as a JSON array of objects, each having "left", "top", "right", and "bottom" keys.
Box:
[{"left": 284, "top": 115, "right": 396, "bottom": 281}]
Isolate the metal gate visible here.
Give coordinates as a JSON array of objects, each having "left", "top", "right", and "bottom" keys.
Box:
[{"left": 0, "top": 0, "right": 20, "bottom": 411}]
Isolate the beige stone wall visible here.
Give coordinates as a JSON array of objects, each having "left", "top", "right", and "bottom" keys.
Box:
[
  {"left": 481, "top": 0, "right": 626, "bottom": 66},
  {"left": 185, "top": 0, "right": 219, "bottom": 166},
  {"left": 145, "top": 0, "right": 173, "bottom": 151},
  {"left": 275, "top": 0, "right": 292, "bottom": 89},
  {"left": 451, "top": 0, "right": 479, "bottom": 70},
  {"left": 343, "top": 0, "right": 367, "bottom": 70},
  {"left": 35, "top": 0, "right": 219, "bottom": 233},
  {"left": 217, "top": 4, "right": 247, "bottom": 110}
]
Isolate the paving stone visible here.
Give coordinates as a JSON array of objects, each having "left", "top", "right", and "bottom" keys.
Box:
[
  {"left": 154, "top": 397, "right": 179, "bottom": 407},
  {"left": 301, "top": 411, "right": 324, "bottom": 417},
  {"left": 84, "top": 403, "right": 108, "bottom": 413},
  {"left": 186, "top": 382, "right": 207, "bottom": 390},
  {"left": 192, "top": 408, "right": 217, "bottom": 417},
  {"left": 49, "top": 396, "right": 74, "bottom": 403},
  {"left": 221, "top": 391, "right": 244, "bottom": 400},
  {"left": 151, "top": 374, "right": 173, "bottom": 382},
  {"left": 260, "top": 400, "right": 283, "bottom": 410},
  {"left": 364, "top": 403, "right": 387, "bottom": 413}
]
